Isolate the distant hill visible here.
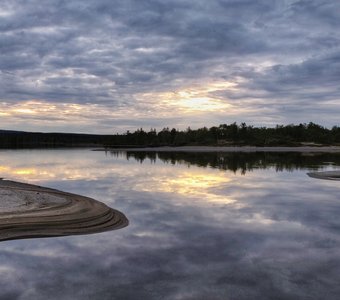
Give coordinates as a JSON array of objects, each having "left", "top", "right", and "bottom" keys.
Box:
[
  {"left": 0, "top": 130, "right": 26, "bottom": 134},
  {"left": 0, "top": 130, "right": 113, "bottom": 148}
]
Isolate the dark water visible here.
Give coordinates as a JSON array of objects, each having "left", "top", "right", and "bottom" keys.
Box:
[{"left": 0, "top": 149, "right": 340, "bottom": 300}]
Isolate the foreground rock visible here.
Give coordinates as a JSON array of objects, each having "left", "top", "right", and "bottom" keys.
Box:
[
  {"left": 307, "top": 171, "right": 340, "bottom": 181},
  {"left": 0, "top": 180, "right": 128, "bottom": 241}
]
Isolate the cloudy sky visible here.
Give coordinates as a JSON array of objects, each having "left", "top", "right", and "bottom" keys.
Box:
[{"left": 0, "top": 0, "right": 339, "bottom": 133}]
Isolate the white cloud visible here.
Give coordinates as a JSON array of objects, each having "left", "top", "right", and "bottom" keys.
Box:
[{"left": 0, "top": 0, "right": 339, "bottom": 132}]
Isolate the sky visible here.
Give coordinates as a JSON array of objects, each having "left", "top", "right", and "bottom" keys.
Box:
[{"left": 0, "top": 0, "right": 339, "bottom": 133}]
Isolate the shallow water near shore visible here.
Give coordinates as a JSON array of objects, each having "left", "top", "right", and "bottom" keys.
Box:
[{"left": 0, "top": 149, "right": 340, "bottom": 300}]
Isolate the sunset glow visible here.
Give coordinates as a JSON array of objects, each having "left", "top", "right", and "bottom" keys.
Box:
[
  {"left": 136, "top": 169, "right": 238, "bottom": 205},
  {"left": 1, "top": 1, "right": 339, "bottom": 299},
  {"left": 0, "top": 1, "right": 339, "bottom": 131}
]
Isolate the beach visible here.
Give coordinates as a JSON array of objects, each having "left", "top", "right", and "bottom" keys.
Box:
[
  {"left": 102, "top": 146, "right": 340, "bottom": 153},
  {"left": 0, "top": 179, "right": 128, "bottom": 241}
]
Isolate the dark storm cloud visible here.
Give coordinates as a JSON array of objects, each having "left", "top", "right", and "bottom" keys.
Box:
[{"left": 0, "top": 0, "right": 339, "bottom": 130}]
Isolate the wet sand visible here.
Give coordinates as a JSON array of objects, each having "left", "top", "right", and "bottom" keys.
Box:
[
  {"left": 0, "top": 179, "right": 128, "bottom": 241},
  {"left": 102, "top": 146, "right": 340, "bottom": 153}
]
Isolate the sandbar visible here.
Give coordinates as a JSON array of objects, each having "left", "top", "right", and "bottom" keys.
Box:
[
  {"left": 307, "top": 171, "right": 340, "bottom": 181},
  {"left": 0, "top": 179, "right": 128, "bottom": 241},
  {"left": 101, "top": 146, "right": 340, "bottom": 153}
]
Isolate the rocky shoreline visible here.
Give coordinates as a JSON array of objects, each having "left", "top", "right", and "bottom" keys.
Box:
[
  {"left": 0, "top": 179, "right": 128, "bottom": 241},
  {"left": 307, "top": 171, "right": 340, "bottom": 181}
]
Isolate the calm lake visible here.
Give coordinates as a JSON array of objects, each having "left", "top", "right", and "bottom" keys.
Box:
[{"left": 0, "top": 149, "right": 340, "bottom": 300}]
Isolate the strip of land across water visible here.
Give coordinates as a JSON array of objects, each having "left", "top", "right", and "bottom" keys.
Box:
[
  {"left": 307, "top": 171, "right": 340, "bottom": 180},
  {"left": 1, "top": 123, "right": 340, "bottom": 148},
  {"left": 101, "top": 146, "right": 340, "bottom": 153}
]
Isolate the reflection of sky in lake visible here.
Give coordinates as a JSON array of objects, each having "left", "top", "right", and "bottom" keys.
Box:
[{"left": 0, "top": 150, "right": 340, "bottom": 299}]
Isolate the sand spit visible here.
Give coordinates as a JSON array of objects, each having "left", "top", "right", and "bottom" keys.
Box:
[
  {"left": 0, "top": 180, "right": 128, "bottom": 241},
  {"left": 307, "top": 171, "right": 340, "bottom": 181},
  {"left": 99, "top": 146, "right": 340, "bottom": 153}
]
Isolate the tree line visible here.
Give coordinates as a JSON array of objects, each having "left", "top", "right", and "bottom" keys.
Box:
[
  {"left": 0, "top": 122, "right": 339, "bottom": 148},
  {"left": 109, "top": 122, "right": 340, "bottom": 147}
]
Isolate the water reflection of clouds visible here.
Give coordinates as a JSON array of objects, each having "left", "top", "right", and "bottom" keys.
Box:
[
  {"left": 0, "top": 150, "right": 340, "bottom": 299},
  {"left": 135, "top": 170, "right": 238, "bottom": 205},
  {"left": 0, "top": 150, "right": 137, "bottom": 183}
]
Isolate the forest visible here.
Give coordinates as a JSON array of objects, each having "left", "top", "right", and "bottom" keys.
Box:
[
  {"left": 0, "top": 122, "right": 340, "bottom": 148},
  {"left": 0, "top": 130, "right": 113, "bottom": 148}
]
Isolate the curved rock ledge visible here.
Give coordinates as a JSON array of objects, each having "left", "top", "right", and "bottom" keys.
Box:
[
  {"left": 307, "top": 171, "right": 340, "bottom": 181},
  {"left": 0, "top": 179, "right": 128, "bottom": 241}
]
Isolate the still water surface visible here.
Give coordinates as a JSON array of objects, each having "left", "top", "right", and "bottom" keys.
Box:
[{"left": 0, "top": 149, "right": 339, "bottom": 300}]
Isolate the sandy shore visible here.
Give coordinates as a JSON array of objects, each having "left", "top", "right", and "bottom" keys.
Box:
[
  {"left": 0, "top": 179, "right": 128, "bottom": 241},
  {"left": 307, "top": 171, "right": 340, "bottom": 181},
  {"left": 101, "top": 146, "right": 340, "bottom": 153}
]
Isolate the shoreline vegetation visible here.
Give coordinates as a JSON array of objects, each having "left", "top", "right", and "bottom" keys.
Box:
[{"left": 1, "top": 122, "right": 340, "bottom": 149}]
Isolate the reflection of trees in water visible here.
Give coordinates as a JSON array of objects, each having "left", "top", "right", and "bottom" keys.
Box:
[{"left": 108, "top": 151, "right": 340, "bottom": 174}]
